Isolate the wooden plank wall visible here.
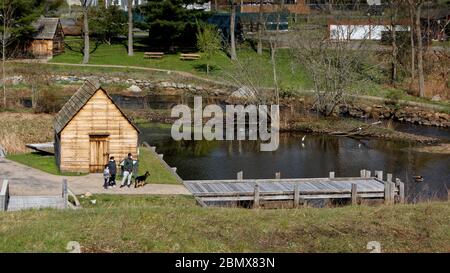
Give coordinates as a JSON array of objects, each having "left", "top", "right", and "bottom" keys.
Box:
[{"left": 60, "top": 90, "right": 138, "bottom": 173}]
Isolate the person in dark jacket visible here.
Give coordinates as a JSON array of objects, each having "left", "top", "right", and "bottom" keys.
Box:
[
  {"left": 120, "top": 153, "right": 134, "bottom": 188},
  {"left": 107, "top": 156, "right": 117, "bottom": 187}
]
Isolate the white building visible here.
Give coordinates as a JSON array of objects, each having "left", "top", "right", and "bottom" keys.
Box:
[{"left": 66, "top": 0, "right": 146, "bottom": 10}]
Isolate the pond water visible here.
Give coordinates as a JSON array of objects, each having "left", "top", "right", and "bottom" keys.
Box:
[{"left": 139, "top": 123, "right": 450, "bottom": 202}]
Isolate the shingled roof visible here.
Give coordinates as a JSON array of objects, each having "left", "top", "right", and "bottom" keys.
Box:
[
  {"left": 54, "top": 79, "right": 140, "bottom": 134},
  {"left": 33, "top": 17, "right": 61, "bottom": 40}
]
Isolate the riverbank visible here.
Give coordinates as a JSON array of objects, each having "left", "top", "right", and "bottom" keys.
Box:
[
  {"left": 0, "top": 194, "right": 448, "bottom": 252},
  {"left": 289, "top": 117, "right": 440, "bottom": 143}
]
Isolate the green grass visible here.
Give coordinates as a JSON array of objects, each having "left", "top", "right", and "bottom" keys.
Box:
[
  {"left": 6, "top": 147, "right": 181, "bottom": 184},
  {"left": 51, "top": 37, "right": 312, "bottom": 90},
  {"left": 7, "top": 153, "right": 86, "bottom": 176},
  {"left": 0, "top": 194, "right": 448, "bottom": 252},
  {"left": 137, "top": 146, "right": 181, "bottom": 184}
]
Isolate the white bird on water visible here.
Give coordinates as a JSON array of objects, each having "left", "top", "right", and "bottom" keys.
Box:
[{"left": 301, "top": 135, "right": 306, "bottom": 142}]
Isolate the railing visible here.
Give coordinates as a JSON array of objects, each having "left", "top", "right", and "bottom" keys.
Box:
[
  {"left": 62, "top": 179, "right": 81, "bottom": 209},
  {"left": 0, "top": 179, "right": 9, "bottom": 211}
]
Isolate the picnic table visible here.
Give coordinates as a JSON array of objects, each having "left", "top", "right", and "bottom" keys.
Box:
[
  {"left": 180, "top": 53, "right": 200, "bottom": 60},
  {"left": 144, "top": 52, "right": 165, "bottom": 59}
]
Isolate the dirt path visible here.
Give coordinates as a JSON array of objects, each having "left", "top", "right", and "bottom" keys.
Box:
[{"left": 0, "top": 158, "right": 190, "bottom": 196}]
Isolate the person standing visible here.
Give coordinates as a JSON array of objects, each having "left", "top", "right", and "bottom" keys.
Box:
[
  {"left": 107, "top": 156, "right": 117, "bottom": 188},
  {"left": 120, "top": 153, "right": 134, "bottom": 188},
  {"left": 103, "top": 164, "right": 110, "bottom": 190}
]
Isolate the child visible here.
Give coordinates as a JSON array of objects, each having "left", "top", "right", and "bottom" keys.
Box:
[{"left": 103, "top": 164, "right": 110, "bottom": 189}]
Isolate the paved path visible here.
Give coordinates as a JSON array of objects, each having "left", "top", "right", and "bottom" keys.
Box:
[{"left": 0, "top": 158, "right": 190, "bottom": 196}]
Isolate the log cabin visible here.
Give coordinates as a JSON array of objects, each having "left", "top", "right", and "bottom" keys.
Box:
[
  {"left": 30, "top": 18, "right": 65, "bottom": 59},
  {"left": 54, "top": 80, "right": 140, "bottom": 173}
]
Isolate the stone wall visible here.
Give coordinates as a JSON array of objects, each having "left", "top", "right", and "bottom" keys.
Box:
[{"left": 340, "top": 103, "right": 450, "bottom": 127}]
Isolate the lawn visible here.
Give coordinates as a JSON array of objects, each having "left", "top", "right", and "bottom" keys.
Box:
[
  {"left": 137, "top": 146, "right": 181, "bottom": 184},
  {"left": 7, "top": 153, "right": 86, "bottom": 176},
  {"left": 51, "top": 37, "right": 312, "bottom": 91},
  {"left": 0, "top": 194, "right": 448, "bottom": 252}
]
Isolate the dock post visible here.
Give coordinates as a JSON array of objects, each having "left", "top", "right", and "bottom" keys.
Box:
[
  {"left": 395, "top": 178, "right": 405, "bottom": 204},
  {"left": 237, "top": 171, "right": 243, "bottom": 180},
  {"left": 376, "top": 171, "right": 383, "bottom": 180},
  {"left": 365, "top": 170, "right": 371, "bottom": 178},
  {"left": 253, "top": 184, "right": 260, "bottom": 209},
  {"left": 351, "top": 183, "right": 358, "bottom": 205},
  {"left": 360, "top": 169, "right": 366, "bottom": 178},
  {"left": 384, "top": 182, "right": 395, "bottom": 205},
  {"left": 329, "top": 172, "right": 335, "bottom": 179},
  {"left": 275, "top": 172, "right": 281, "bottom": 180},
  {"left": 62, "top": 179, "right": 68, "bottom": 209},
  {"left": 387, "top": 173, "right": 393, "bottom": 183},
  {"left": 293, "top": 184, "right": 300, "bottom": 208}
]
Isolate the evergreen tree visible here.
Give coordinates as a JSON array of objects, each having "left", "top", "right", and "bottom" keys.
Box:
[{"left": 140, "top": 0, "right": 210, "bottom": 51}]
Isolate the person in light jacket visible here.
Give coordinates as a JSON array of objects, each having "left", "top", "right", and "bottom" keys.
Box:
[{"left": 120, "top": 153, "right": 134, "bottom": 188}]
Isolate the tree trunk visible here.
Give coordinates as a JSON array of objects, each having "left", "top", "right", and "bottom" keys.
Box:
[
  {"left": 415, "top": 4, "right": 425, "bottom": 97},
  {"left": 391, "top": 24, "right": 397, "bottom": 84},
  {"left": 127, "top": 0, "right": 134, "bottom": 56},
  {"left": 82, "top": 7, "right": 90, "bottom": 64},
  {"left": 2, "top": 2, "right": 6, "bottom": 109},
  {"left": 2, "top": 45, "right": 5, "bottom": 109},
  {"left": 230, "top": 1, "right": 237, "bottom": 61},
  {"left": 257, "top": 0, "right": 263, "bottom": 55},
  {"left": 409, "top": 6, "right": 416, "bottom": 84}
]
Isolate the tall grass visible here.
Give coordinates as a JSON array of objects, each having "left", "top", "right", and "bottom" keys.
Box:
[{"left": 0, "top": 112, "right": 53, "bottom": 154}]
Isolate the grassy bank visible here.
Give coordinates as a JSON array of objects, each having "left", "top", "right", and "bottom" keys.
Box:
[
  {"left": 0, "top": 194, "right": 448, "bottom": 252},
  {"left": 7, "top": 153, "right": 86, "bottom": 176},
  {"left": 0, "top": 112, "right": 54, "bottom": 154},
  {"left": 137, "top": 146, "right": 180, "bottom": 184},
  {"left": 291, "top": 117, "right": 438, "bottom": 143}
]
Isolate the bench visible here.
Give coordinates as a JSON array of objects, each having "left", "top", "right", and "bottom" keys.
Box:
[
  {"left": 180, "top": 53, "right": 200, "bottom": 60},
  {"left": 144, "top": 52, "right": 165, "bottom": 59}
]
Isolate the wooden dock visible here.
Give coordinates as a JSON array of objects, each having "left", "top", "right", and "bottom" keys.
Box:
[{"left": 184, "top": 170, "right": 405, "bottom": 208}]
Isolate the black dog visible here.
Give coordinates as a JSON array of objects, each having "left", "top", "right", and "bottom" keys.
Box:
[{"left": 134, "top": 171, "right": 150, "bottom": 188}]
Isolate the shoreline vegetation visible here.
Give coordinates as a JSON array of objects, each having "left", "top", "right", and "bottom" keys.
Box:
[
  {"left": 0, "top": 110, "right": 446, "bottom": 159},
  {"left": 0, "top": 194, "right": 448, "bottom": 253}
]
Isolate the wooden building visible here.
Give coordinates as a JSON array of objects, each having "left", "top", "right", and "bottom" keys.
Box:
[
  {"left": 30, "top": 18, "right": 65, "bottom": 59},
  {"left": 54, "top": 80, "right": 140, "bottom": 173}
]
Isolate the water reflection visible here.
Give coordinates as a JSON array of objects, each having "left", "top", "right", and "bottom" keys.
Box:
[{"left": 139, "top": 123, "right": 450, "bottom": 202}]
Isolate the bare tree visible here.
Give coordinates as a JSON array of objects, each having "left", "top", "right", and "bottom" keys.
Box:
[
  {"left": 257, "top": 0, "right": 264, "bottom": 55},
  {"left": 408, "top": 0, "right": 426, "bottom": 97},
  {"left": 409, "top": 3, "right": 416, "bottom": 85},
  {"left": 229, "top": 0, "right": 237, "bottom": 60},
  {"left": 82, "top": 0, "right": 92, "bottom": 64},
  {"left": 290, "top": 25, "right": 369, "bottom": 116},
  {"left": 127, "top": 0, "right": 134, "bottom": 56},
  {"left": 388, "top": 0, "right": 399, "bottom": 84},
  {"left": 1, "top": 0, "right": 15, "bottom": 108}
]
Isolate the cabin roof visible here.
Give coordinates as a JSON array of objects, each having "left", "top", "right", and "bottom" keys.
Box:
[
  {"left": 32, "top": 17, "right": 61, "bottom": 40},
  {"left": 54, "top": 79, "right": 140, "bottom": 134}
]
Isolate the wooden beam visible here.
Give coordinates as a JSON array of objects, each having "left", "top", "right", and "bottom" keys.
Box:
[
  {"left": 237, "top": 171, "right": 243, "bottom": 180},
  {"left": 351, "top": 183, "right": 358, "bottom": 205},
  {"left": 376, "top": 171, "right": 383, "bottom": 180},
  {"left": 329, "top": 172, "right": 335, "bottom": 179},
  {"left": 360, "top": 169, "right": 366, "bottom": 178},
  {"left": 253, "top": 184, "right": 260, "bottom": 209},
  {"left": 294, "top": 184, "right": 300, "bottom": 208},
  {"left": 275, "top": 172, "right": 281, "bottom": 180},
  {"left": 387, "top": 173, "right": 393, "bottom": 183}
]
